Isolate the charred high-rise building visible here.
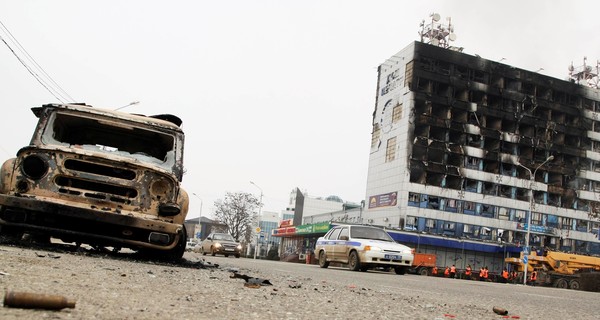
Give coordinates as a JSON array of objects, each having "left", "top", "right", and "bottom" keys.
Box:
[{"left": 365, "top": 41, "right": 600, "bottom": 255}]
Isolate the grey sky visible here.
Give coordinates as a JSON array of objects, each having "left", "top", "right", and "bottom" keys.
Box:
[{"left": 1, "top": 1, "right": 599, "bottom": 220}]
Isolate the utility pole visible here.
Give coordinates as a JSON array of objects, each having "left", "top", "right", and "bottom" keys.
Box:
[
  {"left": 517, "top": 155, "right": 553, "bottom": 285},
  {"left": 192, "top": 193, "right": 203, "bottom": 240},
  {"left": 250, "top": 181, "right": 263, "bottom": 260}
]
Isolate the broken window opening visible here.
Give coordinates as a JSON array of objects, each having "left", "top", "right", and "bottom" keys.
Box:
[{"left": 46, "top": 112, "right": 175, "bottom": 163}]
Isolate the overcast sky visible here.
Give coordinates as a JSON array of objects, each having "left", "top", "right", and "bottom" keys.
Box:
[{"left": 1, "top": 1, "right": 599, "bottom": 220}]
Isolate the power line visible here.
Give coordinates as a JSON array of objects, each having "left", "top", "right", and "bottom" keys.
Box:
[{"left": 0, "top": 19, "right": 75, "bottom": 103}]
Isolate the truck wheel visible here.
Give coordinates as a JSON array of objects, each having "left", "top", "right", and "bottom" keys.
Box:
[
  {"left": 348, "top": 251, "right": 361, "bottom": 271},
  {"left": 139, "top": 228, "right": 187, "bottom": 262},
  {"left": 569, "top": 279, "right": 581, "bottom": 290},
  {"left": 555, "top": 278, "right": 568, "bottom": 289},
  {"left": 318, "top": 251, "right": 329, "bottom": 268},
  {"left": 0, "top": 226, "right": 23, "bottom": 242},
  {"left": 419, "top": 268, "right": 429, "bottom": 276},
  {"left": 394, "top": 266, "right": 407, "bottom": 275}
]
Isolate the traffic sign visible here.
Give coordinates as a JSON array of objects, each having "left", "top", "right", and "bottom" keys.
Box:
[
  {"left": 523, "top": 246, "right": 530, "bottom": 255},
  {"left": 523, "top": 256, "right": 529, "bottom": 265}
]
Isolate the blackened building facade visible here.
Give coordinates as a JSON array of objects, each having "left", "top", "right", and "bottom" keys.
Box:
[{"left": 365, "top": 41, "right": 600, "bottom": 255}]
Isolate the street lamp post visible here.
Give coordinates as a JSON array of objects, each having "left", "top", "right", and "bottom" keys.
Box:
[
  {"left": 517, "top": 155, "right": 554, "bottom": 285},
  {"left": 192, "top": 193, "right": 203, "bottom": 240},
  {"left": 250, "top": 181, "right": 263, "bottom": 260}
]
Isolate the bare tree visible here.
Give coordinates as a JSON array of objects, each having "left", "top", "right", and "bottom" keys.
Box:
[{"left": 213, "top": 192, "right": 261, "bottom": 243}]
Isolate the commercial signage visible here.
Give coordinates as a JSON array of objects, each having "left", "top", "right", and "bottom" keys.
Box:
[
  {"left": 517, "top": 223, "right": 552, "bottom": 234},
  {"left": 369, "top": 192, "right": 398, "bottom": 209},
  {"left": 272, "top": 222, "right": 331, "bottom": 237}
]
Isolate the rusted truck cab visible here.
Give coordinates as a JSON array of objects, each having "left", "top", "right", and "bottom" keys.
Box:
[{"left": 0, "top": 103, "right": 189, "bottom": 260}]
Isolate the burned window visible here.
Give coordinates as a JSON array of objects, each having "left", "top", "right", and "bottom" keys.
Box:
[
  {"left": 385, "top": 137, "right": 397, "bottom": 162},
  {"left": 45, "top": 112, "right": 175, "bottom": 162},
  {"left": 392, "top": 104, "right": 403, "bottom": 123},
  {"left": 371, "top": 123, "right": 381, "bottom": 149}
]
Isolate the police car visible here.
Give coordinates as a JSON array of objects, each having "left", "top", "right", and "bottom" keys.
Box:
[{"left": 314, "top": 225, "right": 414, "bottom": 274}]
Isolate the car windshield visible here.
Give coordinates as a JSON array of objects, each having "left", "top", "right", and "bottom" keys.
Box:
[
  {"left": 213, "top": 234, "right": 235, "bottom": 241},
  {"left": 350, "top": 226, "right": 393, "bottom": 241}
]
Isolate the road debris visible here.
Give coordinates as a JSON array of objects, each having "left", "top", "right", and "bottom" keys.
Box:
[
  {"left": 3, "top": 291, "right": 75, "bottom": 310},
  {"left": 180, "top": 258, "right": 219, "bottom": 269},
  {"left": 230, "top": 272, "right": 273, "bottom": 286},
  {"left": 493, "top": 306, "right": 508, "bottom": 315}
]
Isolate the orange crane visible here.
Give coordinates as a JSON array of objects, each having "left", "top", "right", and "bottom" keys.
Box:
[{"left": 505, "top": 249, "right": 600, "bottom": 289}]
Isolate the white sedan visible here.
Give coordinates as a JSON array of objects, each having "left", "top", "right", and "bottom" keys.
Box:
[{"left": 314, "top": 225, "right": 414, "bottom": 274}]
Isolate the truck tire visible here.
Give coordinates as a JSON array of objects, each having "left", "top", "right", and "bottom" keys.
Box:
[
  {"left": 569, "top": 279, "right": 581, "bottom": 290},
  {"left": 394, "top": 266, "right": 408, "bottom": 275},
  {"left": 419, "top": 268, "right": 429, "bottom": 276},
  {"left": 555, "top": 278, "right": 568, "bottom": 289}
]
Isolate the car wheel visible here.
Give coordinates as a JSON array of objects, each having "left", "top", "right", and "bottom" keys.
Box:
[
  {"left": 211, "top": 247, "right": 216, "bottom": 256},
  {"left": 235, "top": 254, "right": 240, "bottom": 258},
  {"left": 394, "top": 266, "right": 407, "bottom": 275},
  {"left": 224, "top": 254, "right": 229, "bottom": 257},
  {"left": 318, "top": 250, "right": 329, "bottom": 268},
  {"left": 348, "top": 251, "right": 361, "bottom": 271}
]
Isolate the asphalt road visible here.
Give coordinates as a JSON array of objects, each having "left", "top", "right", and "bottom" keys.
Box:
[{"left": 1, "top": 242, "right": 599, "bottom": 319}]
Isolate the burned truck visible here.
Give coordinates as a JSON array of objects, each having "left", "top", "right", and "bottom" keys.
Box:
[{"left": 0, "top": 103, "right": 189, "bottom": 260}]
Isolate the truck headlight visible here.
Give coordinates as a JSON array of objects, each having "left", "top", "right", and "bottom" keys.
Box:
[{"left": 21, "top": 155, "right": 48, "bottom": 179}]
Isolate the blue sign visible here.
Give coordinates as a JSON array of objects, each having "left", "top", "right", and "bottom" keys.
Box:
[
  {"left": 196, "top": 232, "right": 201, "bottom": 238},
  {"left": 523, "top": 246, "right": 530, "bottom": 255},
  {"left": 523, "top": 256, "right": 528, "bottom": 265}
]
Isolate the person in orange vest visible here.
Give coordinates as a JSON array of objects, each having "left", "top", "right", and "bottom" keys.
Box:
[
  {"left": 432, "top": 266, "right": 438, "bottom": 276},
  {"left": 444, "top": 266, "right": 450, "bottom": 277},
  {"left": 465, "top": 264, "right": 472, "bottom": 280},
  {"left": 483, "top": 266, "right": 489, "bottom": 281},
  {"left": 510, "top": 270, "right": 518, "bottom": 283},
  {"left": 450, "top": 264, "right": 456, "bottom": 279},
  {"left": 501, "top": 268, "right": 509, "bottom": 283},
  {"left": 479, "top": 267, "right": 485, "bottom": 281},
  {"left": 529, "top": 269, "right": 538, "bottom": 286}
]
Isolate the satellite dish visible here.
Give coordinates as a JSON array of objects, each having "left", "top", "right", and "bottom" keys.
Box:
[
  {"left": 449, "top": 33, "right": 457, "bottom": 41},
  {"left": 431, "top": 38, "right": 439, "bottom": 46},
  {"left": 432, "top": 13, "right": 441, "bottom": 21}
]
